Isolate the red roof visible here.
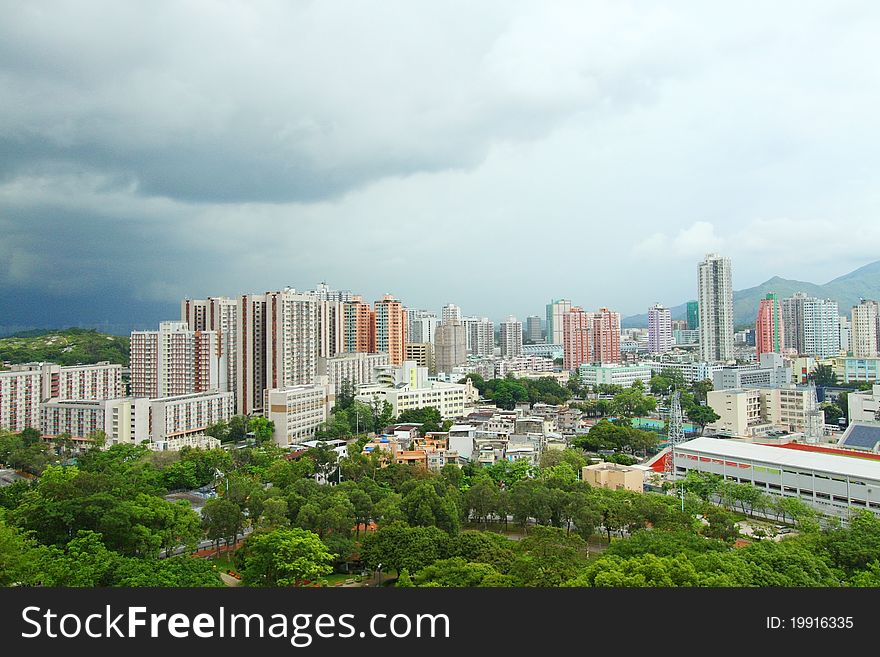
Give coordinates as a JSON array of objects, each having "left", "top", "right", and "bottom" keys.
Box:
[{"left": 759, "top": 442, "right": 880, "bottom": 462}]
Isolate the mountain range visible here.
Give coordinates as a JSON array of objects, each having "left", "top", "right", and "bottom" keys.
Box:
[{"left": 622, "top": 260, "right": 880, "bottom": 329}]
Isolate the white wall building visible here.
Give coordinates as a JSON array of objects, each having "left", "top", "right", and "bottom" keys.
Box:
[
  {"left": 578, "top": 363, "right": 653, "bottom": 388},
  {"left": 265, "top": 381, "right": 334, "bottom": 446},
  {"left": 852, "top": 300, "right": 880, "bottom": 358},
  {"left": 698, "top": 253, "right": 734, "bottom": 363},
  {"left": 674, "top": 437, "right": 880, "bottom": 518},
  {"left": 499, "top": 316, "right": 523, "bottom": 358},
  {"left": 0, "top": 368, "right": 43, "bottom": 432},
  {"left": 647, "top": 303, "right": 673, "bottom": 354},
  {"left": 463, "top": 316, "right": 494, "bottom": 356},
  {"left": 318, "top": 352, "right": 389, "bottom": 395}
]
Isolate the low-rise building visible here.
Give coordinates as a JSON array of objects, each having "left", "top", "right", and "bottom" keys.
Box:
[
  {"left": 712, "top": 353, "right": 792, "bottom": 390},
  {"left": 848, "top": 384, "right": 880, "bottom": 424},
  {"left": 674, "top": 437, "right": 880, "bottom": 518},
  {"left": 706, "top": 385, "right": 818, "bottom": 437},
  {"left": 578, "top": 363, "right": 653, "bottom": 388},
  {"left": 317, "top": 352, "right": 389, "bottom": 395},
  {"left": 582, "top": 462, "right": 645, "bottom": 492},
  {"left": 265, "top": 382, "right": 334, "bottom": 446}
]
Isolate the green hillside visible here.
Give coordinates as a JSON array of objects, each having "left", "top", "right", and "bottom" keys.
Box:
[
  {"left": 0, "top": 328, "right": 130, "bottom": 367},
  {"left": 623, "top": 260, "right": 880, "bottom": 328}
]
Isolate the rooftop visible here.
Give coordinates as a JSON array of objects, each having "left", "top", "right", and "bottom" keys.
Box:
[{"left": 678, "top": 437, "right": 880, "bottom": 480}]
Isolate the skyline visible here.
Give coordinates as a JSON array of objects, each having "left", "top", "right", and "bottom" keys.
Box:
[{"left": 4, "top": 2, "right": 880, "bottom": 329}]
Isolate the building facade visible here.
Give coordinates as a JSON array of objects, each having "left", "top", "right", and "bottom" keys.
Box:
[
  {"left": 755, "top": 293, "right": 784, "bottom": 357},
  {"left": 647, "top": 303, "right": 673, "bottom": 354},
  {"left": 591, "top": 308, "right": 621, "bottom": 365},
  {"left": 852, "top": 300, "right": 880, "bottom": 359},
  {"left": 697, "top": 253, "right": 734, "bottom": 363},
  {"left": 434, "top": 321, "right": 468, "bottom": 374},
  {"left": 265, "top": 382, "right": 334, "bottom": 446},
  {"left": 546, "top": 299, "right": 573, "bottom": 347},
  {"left": 373, "top": 294, "right": 407, "bottom": 365},
  {"left": 499, "top": 316, "right": 523, "bottom": 358},
  {"left": 562, "top": 307, "right": 591, "bottom": 371}
]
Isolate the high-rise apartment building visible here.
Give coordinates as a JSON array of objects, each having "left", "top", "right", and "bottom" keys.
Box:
[
  {"left": 0, "top": 369, "right": 42, "bottom": 432},
  {"left": 131, "top": 322, "right": 222, "bottom": 399},
  {"left": 840, "top": 316, "right": 851, "bottom": 355},
  {"left": 406, "top": 309, "right": 439, "bottom": 344},
  {"left": 316, "top": 299, "right": 344, "bottom": 359},
  {"left": 343, "top": 296, "right": 373, "bottom": 354},
  {"left": 591, "top": 308, "right": 621, "bottom": 365},
  {"left": 525, "top": 316, "right": 543, "bottom": 343},
  {"left": 265, "top": 289, "right": 319, "bottom": 392},
  {"left": 755, "top": 293, "right": 784, "bottom": 357},
  {"left": 647, "top": 303, "right": 673, "bottom": 354},
  {"left": 373, "top": 294, "right": 407, "bottom": 365},
  {"left": 464, "top": 316, "right": 494, "bottom": 356},
  {"left": 182, "top": 296, "right": 237, "bottom": 396},
  {"left": 404, "top": 343, "right": 435, "bottom": 374},
  {"left": 546, "top": 299, "right": 573, "bottom": 346},
  {"left": 435, "top": 321, "right": 468, "bottom": 374},
  {"left": 499, "top": 316, "right": 523, "bottom": 358},
  {"left": 441, "top": 304, "right": 462, "bottom": 325},
  {"left": 686, "top": 300, "right": 699, "bottom": 330},
  {"left": 236, "top": 293, "right": 268, "bottom": 416},
  {"left": 852, "top": 300, "right": 880, "bottom": 358},
  {"left": 697, "top": 253, "right": 734, "bottom": 363},
  {"left": 562, "top": 307, "right": 591, "bottom": 370},
  {"left": 782, "top": 293, "right": 839, "bottom": 358}
]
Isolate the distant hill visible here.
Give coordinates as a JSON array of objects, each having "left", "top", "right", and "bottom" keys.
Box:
[
  {"left": 622, "top": 260, "right": 880, "bottom": 328},
  {"left": 0, "top": 328, "right": 130, "bottom": 367}
]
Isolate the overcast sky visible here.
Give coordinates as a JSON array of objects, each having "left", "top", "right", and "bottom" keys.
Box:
[{"left": 3, "top": 0, "right": 880, "bottom": 329}]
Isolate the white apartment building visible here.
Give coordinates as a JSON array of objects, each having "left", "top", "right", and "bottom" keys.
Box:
[
  {"left": 698, "top": 253, "right": 734, "bottom": 362},
  {"left": 265, "top": 382, "right": 334, "bottom": 446},
  {"left": 236, "top": 293, "right": 268, "bottom": 415},
  {"left": 41, "top": 390, "right": 232, "bottom": 445},
  {"left": 645, "top": 359, "right": 722, "bottom": 385},
  {"left": 782, "top": 294, "right": 841, "bottom": 358},
  {"left": 150, "top": 390, "right": 234, "bottom": 442},
  {"left": 707, "top": 385, "right": 818, "bottom": 437},
  {"left": 463, "top": 316, "right": 494, "bottom": 356},
  {"left": 647, "top": 303, "right": 673, "bottom": 354},
  {"left": 131, "top": 321, "right": 223, "bottom": 399},
  {"left": 406, "top": 309, "right": 439, "bottom": 344},
  {"left": 852, "top": 300, "right": 880, "bottom": 358},
  {"left": 0, "top": 368, "right": 43, "bottom": 432},
  {"left": 318, "top": 352, "right": 389, "bottom": 395},
  {"left": 356, "top": 369, "right": 478, "bottom": 420},
  {"left": 712, "top": 352, "right": 792, "bottom": 390},
  {"left": 578, "top": 363, "right": 653, "bottom": 389},
  {"left": 499, "top": 316, "right": 523, "bottom": 358},
  {"left": 7, "top": 361, "right": 123, "bottom": 403},
  {"left": 182, "top": 296, "right": 237, "bottom": 397},
  {"left": 41, "top": 398, "right": 151, "bottom": 445},
  {"left": 441, "top": 304, "right": 462, "bottom": 326},
  {"left": 546, "top": 299, "right": 573, "bottom": 347},
  {"left": 495, "top": 356, "right": 556, "bottom": 378},
  {"left": 265, "top": 289, "right": 319, "bottom": 391}
]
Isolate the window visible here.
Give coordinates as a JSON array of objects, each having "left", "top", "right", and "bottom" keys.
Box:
[{"left": 816, "top": 492, "right": 830, "bottom": 500}]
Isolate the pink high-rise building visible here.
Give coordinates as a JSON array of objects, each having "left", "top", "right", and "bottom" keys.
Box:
[
  {"left": 562, "top": 307, "right": 592, "bottom": 370},
  {"left": 756, "top": 293, "right": 784, "bottom": 358},
  {"left": 591, "top": 308, "right": 621, "bottom": 365}
]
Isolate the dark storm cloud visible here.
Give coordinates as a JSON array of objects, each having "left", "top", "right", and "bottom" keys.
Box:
[{"left": 3, "top": 1, "right": 880, "bottom": 329}]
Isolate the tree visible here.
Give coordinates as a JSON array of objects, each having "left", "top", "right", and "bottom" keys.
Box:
[
  {"left": 690, "top": 379, "right": 714, "bottom": 404},
  {"left": 249, "top": 417, "right": 275, "bottom": 445},
  {"left": 235, "top": 528, "right": 335, "bottom": 586},
  {"left": 227, "top": 415, "right": 251, "bottom": 443},
  {"left": 821, "top": 403, "right": 843, "bottom": 426},
  {"left": 810, "top": 364, "right": 838, "bottom": 387},
  {"left": 336, "top": 378, "right": 356, "bottom": 411},
  {"left": 509, "top": 525, "right": 589, "bottom": 586},
  {"left": 413, "top": 557, "right": 513, "bottom": 587},
  {"left": 687, "top": 404, "right": 720, "bottom": 436},
  {"left": 304, "top": 442, "right": 339, "bottom": 481},
  {"left": 202, "top": 498, "right": 244, "bottom": 552},
  {"left": 397, "top": 407, "right": 444, "bottom": 435},
  {"left": 360, "top": 523, "right": 451, "bottom": 577},
  {"left": 258, "top": 497, "right": 290, "bottom": 529}
]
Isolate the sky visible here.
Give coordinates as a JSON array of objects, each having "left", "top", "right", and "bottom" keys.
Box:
[{"left": 3, "top": 0, "right": 880, "bottom": 332}]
